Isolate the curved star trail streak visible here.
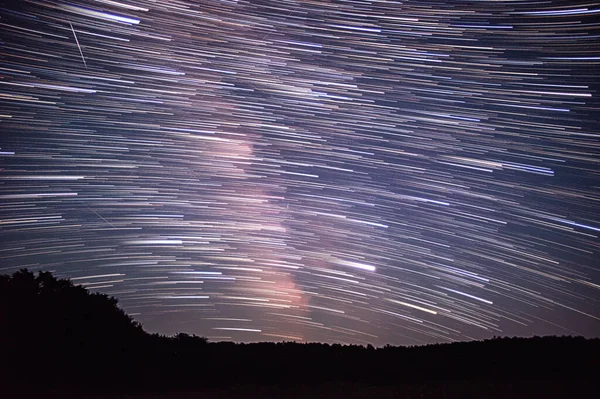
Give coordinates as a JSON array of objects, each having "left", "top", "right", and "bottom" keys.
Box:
[{"left": 1, "top": 0, "right": 599, "bottom": 345}]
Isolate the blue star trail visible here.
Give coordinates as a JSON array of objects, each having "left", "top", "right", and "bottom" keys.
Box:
[{"left": 0, "top": 0, "right": 599, "bottom": 346}]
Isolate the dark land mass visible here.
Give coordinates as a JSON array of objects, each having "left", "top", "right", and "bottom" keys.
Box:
[{"left": 1, "top": 269, "right": 598, "bottom": 398}]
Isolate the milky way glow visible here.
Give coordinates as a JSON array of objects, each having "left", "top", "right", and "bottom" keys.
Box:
[{"left": 1, "top": 0, "right": 599, "bottom": 345}]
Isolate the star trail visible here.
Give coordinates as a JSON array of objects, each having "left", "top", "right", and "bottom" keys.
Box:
[{"left": 1, "top": 0, "right": 599, "bottom": 346}]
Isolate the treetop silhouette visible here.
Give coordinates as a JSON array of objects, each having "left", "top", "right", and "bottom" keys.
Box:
[{"left": 1, "top": 269, "right": 598, "bottom": 395}]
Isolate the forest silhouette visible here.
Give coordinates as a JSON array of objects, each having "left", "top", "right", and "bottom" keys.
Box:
[{"left": 1, "top": 269, "right": 598, "bottom": 398}]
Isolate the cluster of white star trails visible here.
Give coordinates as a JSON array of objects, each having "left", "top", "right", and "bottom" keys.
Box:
[{"left": 1, "top": 0, "right": 599, "bottom": 345}]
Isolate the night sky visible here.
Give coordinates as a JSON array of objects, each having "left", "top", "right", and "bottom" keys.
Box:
[{"left": 1, "top": 0, "right": 599, "bottom": 346}]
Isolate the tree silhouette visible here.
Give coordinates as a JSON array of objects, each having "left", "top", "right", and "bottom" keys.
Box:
[
  {"left": 1, "top": 269, "right": 144, "bottom": 346},
  {"left": 1, "top": 269, "right": 148, "bottom": 389},
  {"left": 0, "top": 269, "right": 598, "bottom": 397}
]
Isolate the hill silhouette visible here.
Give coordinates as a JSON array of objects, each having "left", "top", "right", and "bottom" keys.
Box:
[{"left": 1, "top": 269, "right": 598, "bottom": 398}]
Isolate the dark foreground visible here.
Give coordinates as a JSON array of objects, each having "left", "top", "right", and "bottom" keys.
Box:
[
  {"left": 19, "top": 379, "right": 597, "bottom": 399},
  {"left": 8, "top": 335, "right": 596, "bottom": 399},
  {"left": 2, "top": 270, "right": 598, "bottom": 398}
]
